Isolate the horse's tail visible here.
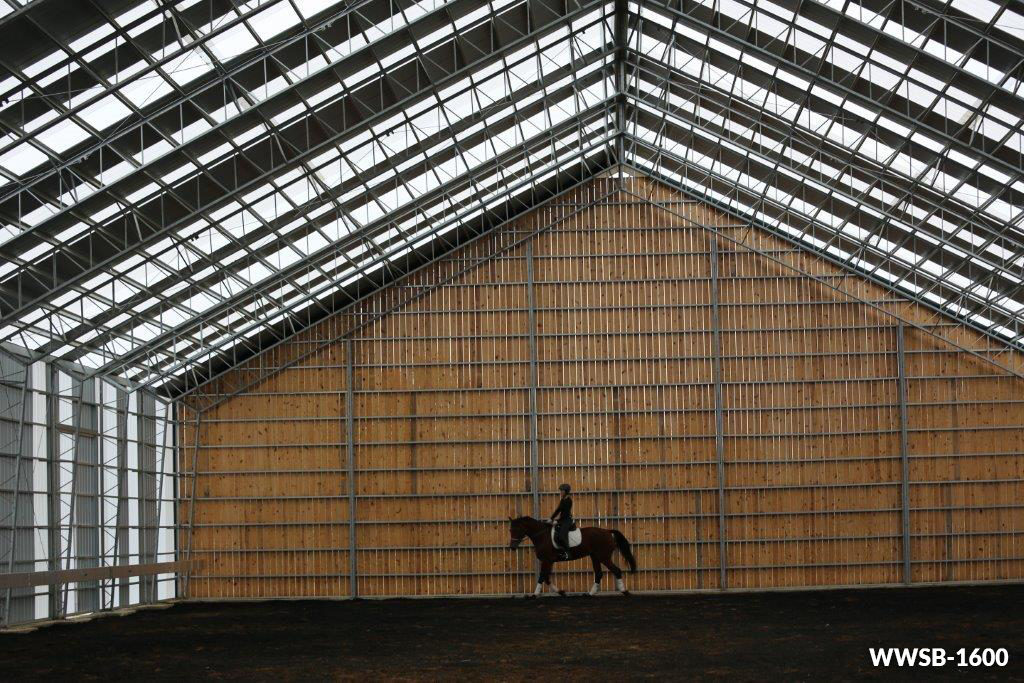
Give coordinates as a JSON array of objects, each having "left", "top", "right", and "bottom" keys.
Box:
[{"left": 611, "top": 530, "right": 637, "bottom": 573}]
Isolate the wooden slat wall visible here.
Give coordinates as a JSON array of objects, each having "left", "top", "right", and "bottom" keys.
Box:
[{"left": 180, "top": 175, "right": 1024, "bottom": 598}]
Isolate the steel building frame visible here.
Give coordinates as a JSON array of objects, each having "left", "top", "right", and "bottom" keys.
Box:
[{"left": 0, "top": 0, "right": 1018, "bottom": 402}]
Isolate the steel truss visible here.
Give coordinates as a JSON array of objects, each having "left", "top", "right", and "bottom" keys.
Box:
[{"left": 0, "top": 0, "right": 1019, "bottom": 399}]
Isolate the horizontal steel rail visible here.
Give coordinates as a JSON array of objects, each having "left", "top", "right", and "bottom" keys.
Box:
[{"left": 0, "top": 561, "right": 193, "bottom": 590}]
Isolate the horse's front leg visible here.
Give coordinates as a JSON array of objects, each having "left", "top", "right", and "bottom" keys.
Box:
[
  {"left": 544, "top": 561, "right": 569, "bottom": 598},
  {"left": 530, "top": 561, "right": 552, "bottom": 598},
  {"left": 540, "top": 561, "right": 566, "bottom": 596}
]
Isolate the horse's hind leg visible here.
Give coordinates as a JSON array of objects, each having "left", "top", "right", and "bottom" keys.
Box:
[
  {"left": 588, "top": 555, "right": 603, "bottom": 596},
  {"left": 602, "top": 557, "right": 629, "bottom": 595}
]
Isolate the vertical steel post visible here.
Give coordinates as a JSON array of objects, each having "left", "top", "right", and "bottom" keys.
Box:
[
  {"left": 59, "top": 375, "right": 84, "bottom": 616},
  {"left": 181, "top": 410, "right": 201, "bottom": 598},
  {"left": 137, "top": 391, "right": 149, "bottom": 603},
  {"left": 114, "top": 387, "right": 128, "bottom": 607},
  {"left": 151, "top": 396, "right": 167, "bottom": 602},
  {"left": 46, "top": 366, "right": 57, "bottom": 619},
  {"left": 2, "top": 362, "right": 30, "bottom": 627},
  {"left": 345, "top": 338, "right": 358, "bottom": 598},
  {"left": 613, "top": 0, "right": 627, "bottom": 165},
  {"left": 710, "top": 234, "right": 728, "bottom": 590},
  {"left": 526, "top": 241, "right": 541, "bottom": 520},
  {"left": 171, "top": 401, "right": 179, "bottom": 599},
  {"left": 896, "top": 323, "right": 912, "bottom": 584}
]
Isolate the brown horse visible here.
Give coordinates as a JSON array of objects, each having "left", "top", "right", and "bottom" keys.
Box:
[{"left": 508, "top": 516, "right": 637, "bottom": 597}]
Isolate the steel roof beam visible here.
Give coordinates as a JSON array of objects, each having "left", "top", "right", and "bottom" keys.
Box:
[
  {"left": 624, "top": 136, "right": 1023, "bottom": 352},
  {"left": 640, "top": 0, "right": 1024, "bottom": 187},
  {"left": 155, "top": 122, "right": 617, "bottom": 395},
  {"left": 620, "top": 152, "right": 1024, "bottom": 379},
  {"left": 0, "top": 0, "right": 586, "bottom": 288},
  {"left": 83, "top": 65, "right": 617, "bottom": 378},
  {"left": 627, "top": 105, "right": 1022, "bottom": 339},
  {"left": 0, "top": 0, "right": 606, "bottom": 334},
  {"left": 627, "top": 54, "right": 1024, "bottom": 292}
]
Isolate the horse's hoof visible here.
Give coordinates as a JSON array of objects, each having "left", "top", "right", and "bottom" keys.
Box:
[
  {"left": 621, "top": 591, "right": 631, "bottom": 597},
  {"left": 525, "top": 594, "right": 537, "bottom": 600},
  {"left": 557, "top": 590, "right": 567, "bottom": 597}
]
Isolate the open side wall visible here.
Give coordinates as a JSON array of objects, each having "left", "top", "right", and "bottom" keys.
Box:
[
  {"left": 180, "top": 175, "right": 1024, "bottom": 598},
  {"left": 0, "top": 355, "right": 177, "bottom": 628}
]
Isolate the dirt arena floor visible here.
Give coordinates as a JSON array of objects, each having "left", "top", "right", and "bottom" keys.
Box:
[{"left": 3, "top": 584, "right": 1022, "bottom": 680}]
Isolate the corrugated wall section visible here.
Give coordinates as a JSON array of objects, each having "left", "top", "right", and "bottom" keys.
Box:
[
  {"left": 1, "top": 358, "right": 178, "bottom": 627},
  {"left": 181, "top": 175, "right": 1024, "bottom": 598}
]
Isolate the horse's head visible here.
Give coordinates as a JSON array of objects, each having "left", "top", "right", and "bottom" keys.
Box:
[{"left": 508, "top": 516, "right": 529, "bottom": 549}]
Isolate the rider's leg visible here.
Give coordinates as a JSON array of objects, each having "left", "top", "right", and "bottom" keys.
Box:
[
  {"left": 555, "top": 523, "right": 570, "bottom": 560},
  {"left": 589, "top": 555, "right": 603, "bottom": 595}
]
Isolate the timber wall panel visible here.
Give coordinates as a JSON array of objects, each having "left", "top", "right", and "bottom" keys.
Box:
[{"left": 181, "top": 175, "right": 1024, "bottom": 598}]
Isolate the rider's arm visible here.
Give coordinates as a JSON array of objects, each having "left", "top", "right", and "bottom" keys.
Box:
[{"left": 550, "top": 498, "right": 568, "bottom": 522}]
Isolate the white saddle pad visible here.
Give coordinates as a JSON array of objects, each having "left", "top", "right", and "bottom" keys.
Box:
[{"left": 551, "top": 527, "right": 582, "bottom": 548}]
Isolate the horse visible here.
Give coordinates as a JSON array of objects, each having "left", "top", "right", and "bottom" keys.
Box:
[{"left": 507, "top": 516, "right": 637, "bottom": 597}]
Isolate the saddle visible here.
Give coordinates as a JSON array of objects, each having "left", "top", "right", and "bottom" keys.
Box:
[{"left": 551, "top": 526, "right": 582, "bottom": 549}]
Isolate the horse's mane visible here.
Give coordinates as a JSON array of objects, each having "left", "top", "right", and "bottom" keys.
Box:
[{"left": 511, "top": 515, "right": 537, "bottom": 523}]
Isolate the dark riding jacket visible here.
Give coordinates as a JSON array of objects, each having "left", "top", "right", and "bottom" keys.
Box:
[{"left": 551, "top": 496, "right": 575, "bottom": 529}]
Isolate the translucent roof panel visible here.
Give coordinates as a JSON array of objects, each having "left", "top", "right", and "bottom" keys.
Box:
[{"left": 0, "top": 0, "right": 1021, "bottom": 395}]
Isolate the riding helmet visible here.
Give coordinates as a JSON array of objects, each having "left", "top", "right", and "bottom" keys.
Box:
[{"left": 558, "top": 483, "right": 571, "bottom": 493}]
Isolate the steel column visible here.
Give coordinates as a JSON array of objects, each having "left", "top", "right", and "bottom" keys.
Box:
[
  {"left": 45, "top": 365, "right": 57, "bottom": 619},
  {"left": 59, "top": 375, "right": 84, "bottom": 617},
  {"left": 526, "top": 241, "right": 541, "bottom": 520},
  {"left": 1, "top": 362, "right": 30, "bottom": 627},
  {"left": 345, "top": 338, "right": 358, "bottom": 598},
  {"left": 114, "top": 387, "right": 128, "bottom": 607},
  {"left": 613, "top": 0, "right": 628, "bottom": 164},
  {"left": 181, "top": 410, "right": 201, "bottom": 599},
  {"left": 897, "top": 323, "right": 912, "bottom": 585},
  {"left": 710, "top": 233, "right": 727, "bottom": 590}
]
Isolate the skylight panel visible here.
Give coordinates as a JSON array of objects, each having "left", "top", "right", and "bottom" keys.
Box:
[
  {"left": 292, "top": 0, "right": 345, "bottom": 20},
  {"left": 78, "top": 94, "right": 133, "bottom": 131},
  {"left": 0, "top": 142, "right": 49, "bottom": 176},
  {"left": 277, "top": 171, "right": 314, "bottom": 203},
  {"left": 125, "top": 181, "right": 159, "bottom": 204},
  {"left": 20, "top": 202, "right": 58, "bottom": 227},
  {"left": 163, "top": 161, "right": 199, "bottom": 186},
  {"left": 198, "top": 142, "right": 233, "bottom": 165},
  {"left": 995, "top": 7, "right": 1024, "bottom": 34},
  {"left": 23, "top": 49, "right": 67, "bottom": 79},
  {"left": 69, "top": 22, "right": 116, "bottom": 53},
  {"left": 120, "top": 74, "right": 175, "bottom": 108},
  {"left": 22, "top": 107, "right": 59, "bottom": 134},
  {"left": 343, "top": 62, "right": 381, "bottom": 90},
  {"left": 208, "top": 23, "right": 259, "bottom": 62},
  {"left": 247, "top": 2, "right": 302, "bottom": 40},
  {"left": 124, "top": 7, "right": 164, "bottom": 38},
  {"left": 114, "top": 1, "right": 158, "bottom": 28},
  {"left": 167, "top": 48, "right": 213, "bottom": 86}
]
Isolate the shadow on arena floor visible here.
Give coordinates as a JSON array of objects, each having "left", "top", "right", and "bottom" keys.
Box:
[{"left": 3, "top": 584, "right": 1022, "bottom": 680}]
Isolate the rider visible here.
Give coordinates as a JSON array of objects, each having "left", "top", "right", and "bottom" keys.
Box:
[{"left": 549, "top": 483, "right": 575, "bottom": 561}]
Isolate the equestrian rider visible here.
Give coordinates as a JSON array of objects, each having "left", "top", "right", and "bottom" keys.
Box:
[{"left": 549, "top": 483, "right": 575, "bottom": 560}]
